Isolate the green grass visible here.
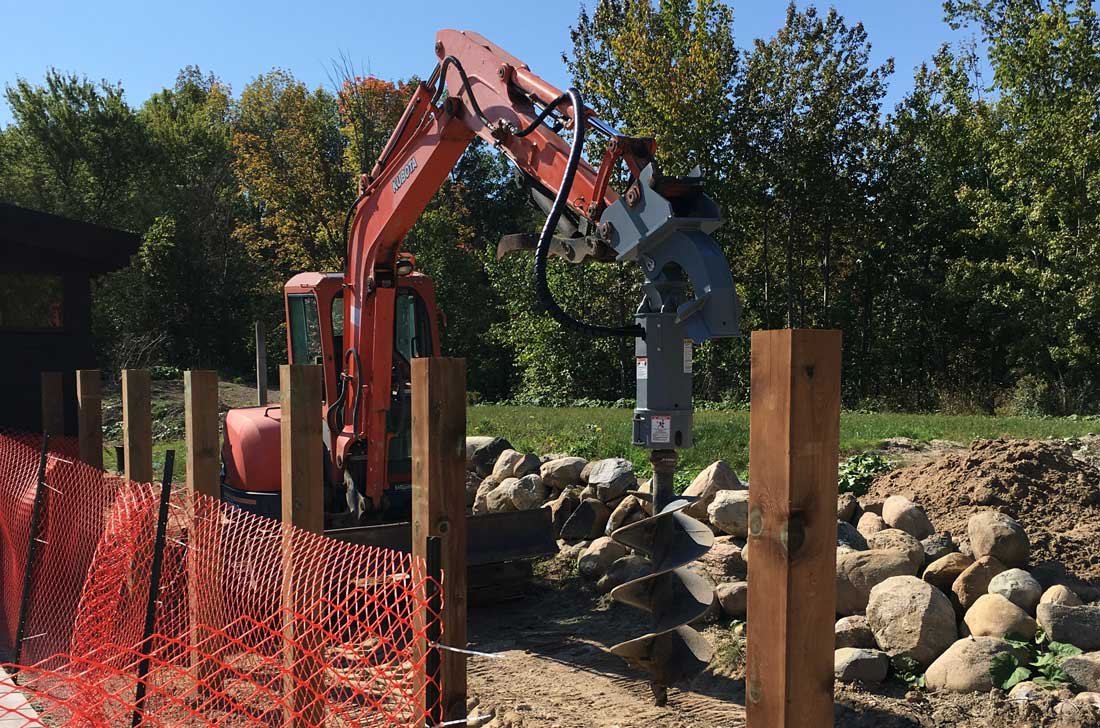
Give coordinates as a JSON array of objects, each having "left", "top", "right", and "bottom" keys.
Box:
[{"left": 468, "top": 406, "right": 1100, "bottom": 480}]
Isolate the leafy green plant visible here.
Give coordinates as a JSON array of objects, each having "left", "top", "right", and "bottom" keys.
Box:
[
  {"left": 990, "top": 631, "right": 1082, "bottom": 690},
  {"left": 838, "top": 452, "right": 894, "bottom": 496},
  {"left": 891, "top": 655, "right": 926, "bottom": 689}
]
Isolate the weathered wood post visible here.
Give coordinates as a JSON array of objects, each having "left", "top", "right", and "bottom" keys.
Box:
[
  {"left": 184, "top": 370, "right": 222, "bottom": 687},
  {"left": 122, "top": 369, "right": 153, "bottom": 484},
  {"left": 746, "top": 329, "right": 841, "bottom": 728},
  {"left": 411, "top": 357, "right": 468, "bottom": 724},
  {"left": 279, "top": 364, "right": 324, "bottom": 726},
  {"left": 40, "top": 371, "right": 64, "bottom": 437},
  {"left": 76, "top": 370, "right": 103, "bottom": 469}
]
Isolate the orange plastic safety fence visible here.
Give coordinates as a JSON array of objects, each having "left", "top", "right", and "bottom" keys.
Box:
[{"left": 0, "top": 432, "right": 443, "bottom": 727}]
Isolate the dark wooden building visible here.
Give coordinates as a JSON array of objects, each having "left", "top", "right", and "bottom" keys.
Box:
[{"left": 0, "top": 203, "right": 139, "bottom": 435}]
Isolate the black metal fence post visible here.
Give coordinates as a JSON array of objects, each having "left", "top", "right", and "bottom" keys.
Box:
[
  {"left": 13, "top": 434, "right": 51, "bottom": 668},
  {"left": 130, "top": 450, "right": 175, "bottom": 727},
  {"left": 425, "top": 535, "right": 443, "bottom": 728}
]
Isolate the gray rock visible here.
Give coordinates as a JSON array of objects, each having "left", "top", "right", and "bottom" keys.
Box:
[
  {"left": 1041, "top": 585, "right": 1083, "bottom": 607},
  {"left": 1062, "top": 653, "right": 1100, "bottom": 692},
  {"left": 587, "top": 458, "right": 636, "bottom": 502},
  {"left": 510, "top": 474, "right": 547, "bottom": 510},
  {"left": 952, "top": 556, "right": 1007, "bottom": 610},
  {"left": 716, "top": 581, "right": 748, "bottom": 619},
  {"left": 466, "top": 436, "right": 512, "bottom": 477},
  {"left": 1008, "top": 680, "right": 1047, "bottom": 704},
  {"left": 682, "top": 460, "right": 743, "bottom": 521},
  {"left": 988, "top": 568, "right": 1043, "bottom": 613},
  {"left": 968, "top": 511, "right": 1030, "bottom": 568},
  {"left": 556, "top": 539, "right": 588, "bottom": 561},
  {"left": 964, "top": 593, "right": 1038, "bottom": 638},
  {"left": 471, "top": 476, "right": 500, "bottom": 515},
  {"left": 838, "top": 493, "right": 860, "bottom": 523},
  {"left": 597, "top": 554, "right": 652, "bottom": 594},
  {"left": 492, "top": 449, "right": 541, "bottom": 480},
  {"left": 578, "top": 537, "right": 628, "bottom": 580},
  {"left": 860, "top": 499, "right": 885, "bottom": 517},
  {"left": 1074, "top": 692, "right": 1100, "bottom": 710},
  {"left": 485, "top": 478, "right": 519, "bottom": 513},
  {"left": 867, "top": 575, "right": 957, "bottom": 667},
  {"left": 837, "top": 520, "right": 868, "bottom": 551},
  {"left": 834, "top": 648, "right": 890, "bottom": 683},
  {"left": 856, "top": 512, "right": 887, "bottom": 538},
  {"left": 605, "top": 495, "right": 644, "bottom": 535},
  {"left": 559, "top": 498, "right": 611, "bottom": 540},
  {"left": 708, "top": 489, "right": 750, "bottom": 538},
  {"left": 835, "top": 615, "right": 877, "bottom": 649},
  {"left": 465, "top": 470, "right": 483, "bottom": 508},
  {"left": 868, "top": 528, "right": 924, "bottom": 570},
  {"left": 923, "top": 552, "right": 974, "bottom": 593},
  {"left": 836, "top": 550, "right": 918, "bottom": 616},
  {"left": 921, "top": 532, "right": 957, "bottom": 562},
  {"left": 698, "top": 536, "right": 746, "bottom": 582},
  {"left": 540, "top": 457, "right": 587, "bottom": 490},
  {"left": 544, "top": 489, "right": 579, "bottom": 536},
  {"left": 1037, "top": 604, "right": 1100, "bottom": 651},
  {"left": 882, "top": 495, "right": 935, "bottom": 539},
  {"left": 924, "top": 637, "right": 1019, "bottom": 692}
]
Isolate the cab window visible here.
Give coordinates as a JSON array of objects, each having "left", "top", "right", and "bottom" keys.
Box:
[
  {"left": 287, "top": 294, "right": 322, "bottom": 365},
  {"left": 394, "top": 289, "right": 432, "bottom": 360}
]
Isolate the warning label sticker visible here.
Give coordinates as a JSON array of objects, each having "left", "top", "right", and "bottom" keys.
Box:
[
  {"left": 651, "top": 415, "right": 671, "bottom": 444},
  {"left": 636, "top": 357, "right": 648, "bottom": 380},
  {"left": 683, "top": 340, "right": 693, "bottom": 374}
]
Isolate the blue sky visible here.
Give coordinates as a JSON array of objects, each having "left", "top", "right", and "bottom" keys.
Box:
[{"left": 0, "top": 1, "right": 979, "bottom": 126}]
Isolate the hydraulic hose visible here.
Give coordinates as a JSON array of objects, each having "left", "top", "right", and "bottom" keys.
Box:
[{"left": 533, "top": 88, "right": 643, "bottom": 339}]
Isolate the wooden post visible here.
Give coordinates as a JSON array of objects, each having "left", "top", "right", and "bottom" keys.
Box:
[
  {"left": 279, "top": 364, "right": 324, "bottom": 726},
  {"left": 76, "top": 370, "right": 103, "bottom": 469},
  {"left": 40, "top": 372, "right": 64, "bottom": 437},
  {"left": 256, "top": 321, "right": 268, "bottom": 406},
  {"left": 411, "top": 357, "right": 468, "bottom": 724},
  {"left": 122, "top": 369, "right": 153, "bottom": 484},
  {"left": 184, "top": 370, "right": 223, "bottom": 687},
  {"left": 746, "top": 330, "right": 841, "bottom": 728}
]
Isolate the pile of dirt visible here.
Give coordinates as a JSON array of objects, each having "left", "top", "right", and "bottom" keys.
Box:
[{"left": 868, "top": 438, "right": 1100, "bottom": 581}]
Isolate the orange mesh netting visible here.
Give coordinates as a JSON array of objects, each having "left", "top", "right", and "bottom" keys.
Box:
[{"left": 0, "top": 432, "right": 442, "bottom": 726}]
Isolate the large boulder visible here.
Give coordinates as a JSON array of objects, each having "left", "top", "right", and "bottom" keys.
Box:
[
  {"left": 834, "top": 648, "right": 890, "bottom": 683},
  {"left": 837, "top": 493, "right": 860, "bottom": 523},
  {"left": 586, "top": 458, "right": 636, "bottom": 502},
  {"left": 988, "top": 568, "right": 1043, "bottom": 613},
  {"left": 836, "top": 550, "right": 918, "bottom": 616},
  {"left": 682, "top": 460, "right": 743, "bottom": 520},
  {"left": 1041, "top": 585, "right": 1083, "bottom": 607},
  {"left": 963, "top": 594, "right": 1037, "bottom": 638},
  {"left": 921, "top": 532, "right": 958, "bottom": 563},
  {"left": 492, "top": 450, "right": 541, "bottom": 480},
  {"left": 559, "top": 498, "right": 611, "bottom": 540},
  {"left": 544, "top": 489, "right": 579, "bottom": 536},
  {"left": 952, "top": 556, "right": 1007, "bottom": 610},
  {"left": 867, "top": 528, "right": 924, "bottom": 570},
  {"left": 597, "top": 554, "right": 653, "bottom": 594},
  {"left": 882, "top": 496, "right": 935, "bottom": 539},
  {"left": 924, "top": 637, "right": 1019, "bottom": 693},
  {"left": 606, "top": 495, "right": 645, "bottom": 535},
  {"left": 716, "top": 581, "right": 748, "bottom": 619},
  {"left": 466, "top": 436, "right": 513, "bottom": 477},
  {"left": 968, "top": 511, "right": 1030, "bottom": 568},
  {"left": 837, "top": 521, "right": 868, "bottom": 551},
  {"left": 578, "top": 537, "right": 628, "bottom": 580},
  {"left": 708, "top": 490, "right": 750, "bottom": 538},
  {"left": 1062, "top": 653, "right": 1100, "bottom": 692},
  {"left": 509, "top": 474, "right": 547, "bottom": 510},
  {"left": 1037, "top": 604, "right": 1100, "bottom": 651},
  {"left": 856, "top": 512, "right": 887, "bottom": 539},
  {"left": 540, "top": 457, "right": 587, "bottom": 490},
  {"left": 835, "top": 616, "right": 877, "bottom": 650},
  {"left": 923, "top": 552, "right": 974, "bottom": 593},
  {"left": 698, "top": 536, "right": 746, "bottom": 582},
  {"left": 484, "top": 478, "right": 519, "bottom": 513},
  {"left": 866, "top": 575, "right": 957, "bottom": 667}
]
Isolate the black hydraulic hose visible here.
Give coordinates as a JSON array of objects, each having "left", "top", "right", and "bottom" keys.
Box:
[
  {"left": 533, "top": 88, "right": 644, "bottom": 340},
  {"left": 433, "top": 56, "right": 493, "bottom": 126}
]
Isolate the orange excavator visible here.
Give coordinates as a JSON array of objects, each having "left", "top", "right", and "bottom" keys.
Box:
[{"left": 219, "top": 29, "right": 739, "bottom": 574}]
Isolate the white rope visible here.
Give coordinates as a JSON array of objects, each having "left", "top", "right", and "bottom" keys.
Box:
[{"left": 429, "top": 643, "right": 505, "bottom": 659}]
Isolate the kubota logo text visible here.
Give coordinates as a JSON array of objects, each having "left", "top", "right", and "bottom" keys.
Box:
[{"left": 392, "top": 158, "right": 417, "bottom": 193}]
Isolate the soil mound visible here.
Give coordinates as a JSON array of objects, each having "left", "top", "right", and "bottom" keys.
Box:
[{"left": 868, "top": 438, "right": 1100, "bottom": 581}]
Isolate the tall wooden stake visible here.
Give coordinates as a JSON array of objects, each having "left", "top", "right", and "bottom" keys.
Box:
[
  {"left": 184, "top": 370, "right": 222, "bottom": 688},
  {"left": 40, "top": 372, "right": 64, "bottom": 437},
  {"left": 76, "top": 370, "right": 103, "bottom": 469},
  {"left": 279, "top": 364, "right": 324, "bottom": 726},
  {"left": 256, "top": 321, "right": 269, "bottom": 406},
  {"left": 122, "top": 369, "right": 153, "bottom": 484},
  {"left": 746, "top": 329, "right": 841, "bottom": 728},
  {"left": 411, "top": 357, "right": 468, "bottom": 724}
]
